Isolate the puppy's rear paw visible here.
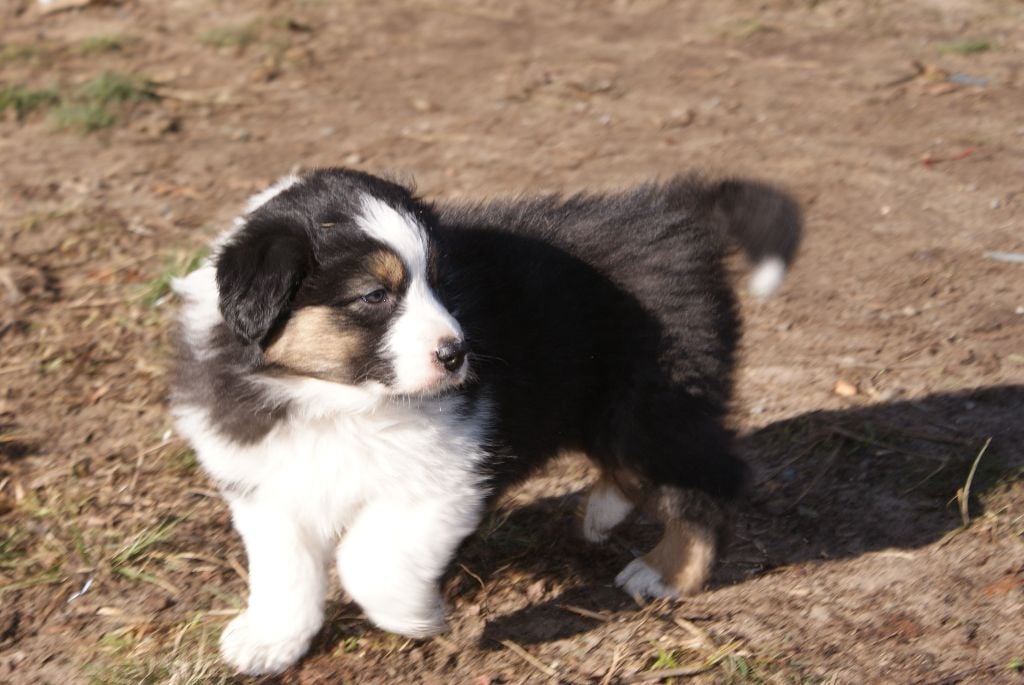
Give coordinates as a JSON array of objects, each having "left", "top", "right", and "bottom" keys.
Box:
[
  {"left": 220, "top": 611, "right": 317, "bottom": 676},
  {"left": 615, "top": 558, "right": 680, "bottom": 599}
]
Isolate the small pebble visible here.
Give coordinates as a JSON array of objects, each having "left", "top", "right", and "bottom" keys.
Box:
[{"left": 990, "top": 198, "right": 1001, "bottom": 209}]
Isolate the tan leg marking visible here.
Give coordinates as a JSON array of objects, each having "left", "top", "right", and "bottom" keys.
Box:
[
  {"left": 640, "top": 520, "right": 716, "bottom": 596},
  {"left": 615, "top": 519, "right": 717, "bottom": 599}
]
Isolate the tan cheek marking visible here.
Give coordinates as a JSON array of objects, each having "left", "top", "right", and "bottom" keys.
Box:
[
  {"left": 263, "top": 306, "right": 363, "bottom": 381},
  {"left": 369, "top": 250, "right": 405, "bottom": 292}
]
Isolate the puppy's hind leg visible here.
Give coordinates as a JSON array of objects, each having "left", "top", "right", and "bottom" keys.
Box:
[
  {"left": 582, "top": 470, "right": 635, "bottom": 543},
  {"left": 615, "top": 486, "right": 727, "bottom": 599}
]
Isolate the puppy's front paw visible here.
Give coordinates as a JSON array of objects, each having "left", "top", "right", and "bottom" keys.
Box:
[
  {"left": 615, "top": 558, "right": 681, "bottom": 600},
  {"left": 220, "top": 611, "right": 317, "bottom": 676},
  {"left": 365, "top": 599, "right": 447, "bottom": 639}
]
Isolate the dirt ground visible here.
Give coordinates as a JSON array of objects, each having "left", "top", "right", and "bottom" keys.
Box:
[{"left": 1, "top": 0, "right": 1023, "bottom": 683}]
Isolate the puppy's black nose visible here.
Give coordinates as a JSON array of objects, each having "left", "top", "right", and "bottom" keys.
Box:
[{"left": 436, "top": 339, "right": 468, "bottom": 373}]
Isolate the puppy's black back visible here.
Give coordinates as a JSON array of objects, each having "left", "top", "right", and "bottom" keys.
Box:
[{"left": 436, "top": 177, "right": 780, "bottom": 499}]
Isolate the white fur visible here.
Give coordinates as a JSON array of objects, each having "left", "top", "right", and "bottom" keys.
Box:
[
  {"left": 172, "top": 265, "right": 222, "bottom": 359},
  {"left": 385, "top": 278, "right": 466, "bottom": 394},
  {"left": 357, "top": 195, "right": 429, "bottom": 273},
  {"left": 356, "top": 195, "right": 465, "bottom": 395},
  {"left": 615, "top": 558, "right": 680, "bottom": 599},
  {"left": 748, "top": 256, "right": 786, "bottom": 298},
  {"left": 174, "top": 182, "right": 491, "bottom": 675},
  {"left": 582, "top": 482, "right": 634, "bottom": 543}
]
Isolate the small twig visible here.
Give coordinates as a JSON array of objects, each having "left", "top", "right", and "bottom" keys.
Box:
[
  {"left": 621, "top": 663, "right": 714, "bottom": 682},
  {"left": 599, "top": 645, "right": 623, "bottom": 685},
  {"left": 499, "top": 639, "right": 558, "bottom": 679},
  {"left": 788, "top": 446, "right": 840, "bottom": 510},
  {"left": 672, "top": 616, "right": 715, "bottom": 650},
  {"left": 922, "top": 146, "right": 976, "bottom": 167},
  {"left": 558, "top": 603, "right": 610, "bottom": 622},
  {"left": 458, "top": 563, "right": 486, "bottom": 591},
  {"left": 828, "top": 425, "right": 934, "bottom": 461},
  {"left": 65, "top": 297, "right": 136, "bottom": 309},
  {"left": 959, "top": 437, "right": 992, "bottom": 527},
  {"left": 227, "top": 554, "right": 249, "bottom": 583},
  {"left": 901, "top": 458, "right": 951, "bottom": 495}
]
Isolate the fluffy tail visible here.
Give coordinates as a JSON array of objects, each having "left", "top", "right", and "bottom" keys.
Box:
[{"left": 704, "top": 179, "right": 802, "bottom": 297}]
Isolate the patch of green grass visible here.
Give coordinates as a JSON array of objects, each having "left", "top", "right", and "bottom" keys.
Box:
[
  {"left": 199, "top": 22, "right": 260, "bottom": 50},
  {"left": 88, "top": 616, "right": 232, "bottom": 685},
  {"left": 0, "top": 84, "right": 61, "bottom": 119},
  {"left": 52, "top": 102, "right": 117, "bottom": 132},
  {"left": 721, "top": 17, "right": 779, "bottom": 39},
  {"left": 50, "top": 71, "right": 157, "bottom": 133},
  {"left": 0, "top": 43, "right": 46, "bottom": 64},
  {"left": 140, "top": 248, "right": 207, "bottom": 307},
  {"left": 0, "top": 564, "right": 64, "bottom": 595},
  {"left": 939, "top": 39, "right": 992, "bottom": 55},
  {"left": 649, "top": 645, "right": 682, "bottom": 670},
  {"left": 111, "top": 518, "right": 180, "bottom": 568},
  {"left": 338, "top": 636, "right": 360, "bottom": 654},
  {"left": 168, "top": 446, "right": 200, "bottom": 476},
  {"left": 0, "top": 70, "right": 161, "bottom": 133},
  {"left": 724, "top": 654, "right": 753, "bottom": 680},
  {"left": 1009, "top": 657, "right": 1024, "bottom": 673},
  {"left": 0, "top": 527, "right": 30, "bottom": 570},
  {"left": 78, "top": 70, "right": 156, "bottom": 105},
  {"left": 78, "top": 34, "right": 131, "bottom": 55}
]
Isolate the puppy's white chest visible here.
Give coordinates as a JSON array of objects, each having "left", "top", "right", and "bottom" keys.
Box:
[{"left": 181, "top": 395, "right": 491, "bottom": 533}]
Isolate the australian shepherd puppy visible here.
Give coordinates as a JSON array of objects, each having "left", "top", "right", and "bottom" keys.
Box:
[{"left": 171, "top": 168, "right": 800, "bottom": 675}]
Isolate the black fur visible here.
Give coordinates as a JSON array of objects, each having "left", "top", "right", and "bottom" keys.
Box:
[
  {"left": 433, "top": 175, "right": 795, "bottom": 500},
  {"left": 182, "top": 168, "right": 801, "bottom": 510}
]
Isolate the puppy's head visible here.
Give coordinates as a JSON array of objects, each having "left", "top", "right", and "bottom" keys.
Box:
[{"left": 215, "top": 169, "right": 468, "bottom": 396}]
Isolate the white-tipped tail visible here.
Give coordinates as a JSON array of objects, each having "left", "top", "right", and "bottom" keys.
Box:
[{"left": 748, "top": 256, "right": 787, "bottom": 298}]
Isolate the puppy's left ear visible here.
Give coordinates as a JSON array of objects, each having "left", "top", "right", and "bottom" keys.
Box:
[{"left": 216, "top": 218, "right": 312, "bottom": 346}]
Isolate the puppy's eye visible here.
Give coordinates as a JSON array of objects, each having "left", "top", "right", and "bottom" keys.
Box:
[{"left": 360, "top": 289, "right": 388, "bottom": 305}]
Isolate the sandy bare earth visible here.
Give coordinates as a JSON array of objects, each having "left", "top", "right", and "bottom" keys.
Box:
[{"left": 1, "top": 0, "right": 1022, "bottom": 683}]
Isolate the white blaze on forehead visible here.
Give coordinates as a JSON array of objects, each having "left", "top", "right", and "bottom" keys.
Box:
[
  {"left": 356, "top": 196, "right": 429, "bottom": 274},
  {"left": 355, "top": 195, "right": 464, "bottom": 394}
]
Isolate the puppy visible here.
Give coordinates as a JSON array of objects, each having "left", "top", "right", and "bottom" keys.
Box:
[{"left": 172, "top": 168, "right": 800, "bottom": 675}]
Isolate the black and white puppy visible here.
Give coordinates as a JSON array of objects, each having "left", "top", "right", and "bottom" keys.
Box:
[{"left": 172, "top": 168, "right": 800, "bottom": 675}]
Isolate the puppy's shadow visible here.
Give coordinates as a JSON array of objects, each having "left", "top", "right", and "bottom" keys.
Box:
[{"left": 468, "top": 384, "right": 1024, "bottom": 646}]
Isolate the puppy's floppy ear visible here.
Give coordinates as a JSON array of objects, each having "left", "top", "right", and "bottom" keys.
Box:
[{"left": 216, "top": 217, "right": 312, "bottom": 346}]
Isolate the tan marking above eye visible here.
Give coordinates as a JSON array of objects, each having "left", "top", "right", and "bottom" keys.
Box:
[
  {"left": 368, "top": 250, "right": 405, "bottom": 292},
  {"left": 263, "top": 306, "right": 363, "bottom": 382}
]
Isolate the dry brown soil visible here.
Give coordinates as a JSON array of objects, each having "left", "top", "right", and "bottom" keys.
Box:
[{"left": 1, "top": 0, "right": 1023, "bottom": 683}]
